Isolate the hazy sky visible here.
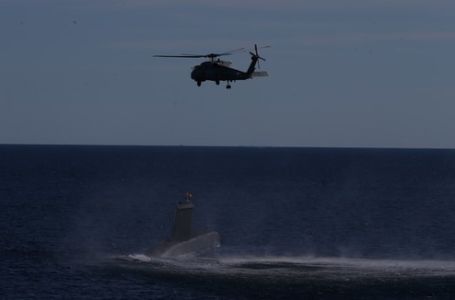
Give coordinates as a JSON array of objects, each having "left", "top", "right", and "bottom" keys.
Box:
[{"left": 1, "top": 0, "right": 455, "bottom": 148}]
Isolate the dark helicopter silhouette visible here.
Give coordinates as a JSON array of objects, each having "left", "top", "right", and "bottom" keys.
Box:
[{"left": 154, "top": 44, "right": 269, "bottom": 89}]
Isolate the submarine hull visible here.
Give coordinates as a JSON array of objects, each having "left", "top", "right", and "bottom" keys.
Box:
[{"left": 148, "top": 231, "right": 220, "bottom": 258}]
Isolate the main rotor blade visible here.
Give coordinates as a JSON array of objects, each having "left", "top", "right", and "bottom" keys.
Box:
[
  {"left": 155, "top": 47, "right": 245, "bottom": 60},
  {"left": 217, "top": 47, "right": 245, "bottom": 56},
  {"left": 153, "top": 55, "right": 207, "bottom": 58},
  {"left": 175, "top": 53, "right": 231, "bottom": 60},
  {"left": 180, "top": 48, "right": 245, "bottom": 58}
]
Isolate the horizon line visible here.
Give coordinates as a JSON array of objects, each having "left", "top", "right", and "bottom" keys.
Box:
[{"left": 1, "top": 143, "right": 454, "bottom": 151}]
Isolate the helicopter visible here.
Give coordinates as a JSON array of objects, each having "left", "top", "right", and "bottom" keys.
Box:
[{"left": 154, "top": 44, "right": 269, "bottom": 89}]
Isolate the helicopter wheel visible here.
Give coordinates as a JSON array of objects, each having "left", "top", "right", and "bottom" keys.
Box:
[
  {"left": 226, "top": 84, "right": 231, "bottom": 89},
  {"left": 197, "top": 81, "right": 201, "bottom": 87},
  {"left": 216, "top": 80, "right": 220, "bottom": 85}
]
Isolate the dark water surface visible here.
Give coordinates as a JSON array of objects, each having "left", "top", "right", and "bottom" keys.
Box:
[{"left": 2, "top": 145, "right": 455, "bottom": 299}]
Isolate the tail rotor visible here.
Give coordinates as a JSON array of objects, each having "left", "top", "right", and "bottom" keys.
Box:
[{"left": 249, "top": 44, "right": 270, "bottom": 69}]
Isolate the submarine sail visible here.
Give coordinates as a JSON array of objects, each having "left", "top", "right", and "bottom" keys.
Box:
[
  {"left": 171, "top": 193, "right": 194, "bottom": 241},
  {"left": 147, "top": 192, "right": 220, "bottom": 257}
]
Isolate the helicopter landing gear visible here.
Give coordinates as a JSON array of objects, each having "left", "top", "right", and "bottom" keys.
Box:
[
  {"left": 226, "top": 81, "right": 232, "bottom": 89},
  {"left": 197, "top": 81, "right": 201, "bottom": 87},
  {"left": 215, "top": 80, "right": 220, "bottom": 85}
]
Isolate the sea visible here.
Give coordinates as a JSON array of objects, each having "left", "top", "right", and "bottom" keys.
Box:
[{"left": 2, "top": 145, "right": 455, "bottom": 299}]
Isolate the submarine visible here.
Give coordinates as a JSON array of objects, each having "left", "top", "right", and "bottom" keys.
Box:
[{"left": 147, "top": 192, "right": 220, "bottom": 258}]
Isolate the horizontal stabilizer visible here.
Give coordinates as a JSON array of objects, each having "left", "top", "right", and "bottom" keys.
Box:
[{"left": 252, "top": 71, "right": 268, "bottom": 77}]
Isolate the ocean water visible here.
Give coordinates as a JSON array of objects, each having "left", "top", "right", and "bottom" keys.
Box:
[{"left": 2, "top": 145, "right": 455, "bottom": 299}]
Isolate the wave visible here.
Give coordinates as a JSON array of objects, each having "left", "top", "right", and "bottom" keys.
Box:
[
  {"left": 95, "top": 254, "right": 455, "bottom": 299},
  {"left": 113, "top": 254, "right": 455, "bottom": 279}
]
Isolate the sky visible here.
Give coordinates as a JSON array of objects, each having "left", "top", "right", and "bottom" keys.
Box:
[{"left": 1, "top": 0, "right": 455, "bottom": 148}]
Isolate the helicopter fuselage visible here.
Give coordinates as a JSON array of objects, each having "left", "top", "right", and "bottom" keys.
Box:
[{"left": 191, "top": 62, "right": 250, "bottom": 84}]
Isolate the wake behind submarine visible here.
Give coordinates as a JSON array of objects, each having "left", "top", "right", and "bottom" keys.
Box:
[{"left": 147, "top": 192, "right": 220, "bottom": 258}]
